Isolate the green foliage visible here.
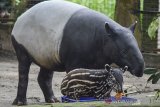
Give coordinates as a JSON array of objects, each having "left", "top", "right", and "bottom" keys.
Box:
[
  {"left": 141, "top": 0, "right": 159, "bottom": 40},
  {"left": 154, "top": 89, "right": 160, "bottom": 100},
  {"left": 0, "top": 0, "right": 12, "bottom": 11},
  {"left": 15, "top": 0, "right": 21, "bottom": 5},
  {"left": 22, "top": 102, "right": 160, "bottom": 107},
  {"left": 12, "top": 0, "right": 115, "bottom": 20},
  {"left": 12, "top": 0, "right": 27, "bottom": 19},
  {"left": 24, "top": 101, "right": 108, "bottom": 107},
  {"left": 144, "top": 68, "right": 160, "bottom": 84},
  {"left": 140, "top": 0, "right": 143, "bottom": 26},
  {"left": 140, "top": 0, "right": 144, "bottom": 11},
  {"left": 68, "top": 0, "right": 116, "bottom": 19},
  {"left": 144, "top": 68, "right": 158, "bottom": 74},
  {"left": 147, "top": 18, "right": 159, "bottom": 40}
]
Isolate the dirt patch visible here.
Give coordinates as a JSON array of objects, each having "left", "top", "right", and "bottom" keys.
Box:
[{"left": 0, "top": 56, "right": 159, "bottom": 107}]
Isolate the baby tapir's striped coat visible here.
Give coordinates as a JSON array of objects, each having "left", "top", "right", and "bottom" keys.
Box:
[{"left": 61, "top": 67, "right": 123, "bottom": 99}]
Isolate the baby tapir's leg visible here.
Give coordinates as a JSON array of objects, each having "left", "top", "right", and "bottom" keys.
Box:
[{"left": 37, "top": 67, "right": 59, "bottom": 103}]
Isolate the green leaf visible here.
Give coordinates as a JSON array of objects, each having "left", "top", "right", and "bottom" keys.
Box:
[
  {"left": 144, "top": 68, "right": 158, "bottom": 75},
  {"left": 152, "top": 72, "right": 160, "bottom": 84},
  {"left": 148, "top": 18, "right": 159, "bottom": 40},
  {"left": 147, "top": 74, "right": 156, "bottom": 83},
  {"left": 155, "top": 90, "right": 160, "bottom": 100},
  {"left": 69, "top": 0, "right": 116, "bottom": 19}
]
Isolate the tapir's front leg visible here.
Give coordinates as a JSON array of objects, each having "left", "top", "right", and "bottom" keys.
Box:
[{"left": 38, "top": 67, "right": 59, "bottom": 103}]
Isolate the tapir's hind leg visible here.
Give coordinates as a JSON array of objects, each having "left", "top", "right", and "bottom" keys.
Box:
[
  {"left": 38, "top": 67, "right": 59, "bottom": 103},
  {"left": 11, "top": 36, "right": 32, "bottom": 105}
]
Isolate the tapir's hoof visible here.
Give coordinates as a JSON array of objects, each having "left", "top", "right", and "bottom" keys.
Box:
[
  {"left": 46, "top": 97, "right": 60, "bottom": 103},
  {"left": 12, "top": 98, "right": 27, "bottom": 106}
]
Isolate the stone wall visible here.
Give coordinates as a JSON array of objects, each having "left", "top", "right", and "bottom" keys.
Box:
[
  {"left": 0, "top": 23, "right": 13, "bottom": 52},
  {"left": 142, "top": 0, "right": 159, "bottom": 52},
  {"left": 143, "top": 53, "right": 160, "bottom": 68}
]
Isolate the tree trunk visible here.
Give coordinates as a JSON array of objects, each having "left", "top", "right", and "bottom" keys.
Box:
[{"left": 114, "top": 0, "right": 142, "bottom": 48}]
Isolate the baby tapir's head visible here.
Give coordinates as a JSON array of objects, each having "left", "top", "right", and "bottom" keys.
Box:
[
  {"left": 111, "top": 68, "right": 124, "bottom": 93},
  {"left": 105, "top": 64, "right": 126, "bottom": 93}
]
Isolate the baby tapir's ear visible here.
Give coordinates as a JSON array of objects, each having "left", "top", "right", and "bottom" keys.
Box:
[
  {"left": 123, "top": 66, "right": 128, "bottom": 73},
  {"left": 105, "top": 64, "right": 111, "bottom": 72}
]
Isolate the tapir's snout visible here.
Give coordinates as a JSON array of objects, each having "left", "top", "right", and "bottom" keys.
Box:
[{"left": 131, "top": 58, "right": 144, "bottom": 77}]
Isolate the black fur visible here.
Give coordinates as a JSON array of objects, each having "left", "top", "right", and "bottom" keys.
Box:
[
  {"left": 60, "top": 9, "right": 117, "bottom": 72},
  {"left": 38, "top": 67, "right": 59, "bottom": 103},
  {"left": 11, "top": 36, "right": 32, "bottom": 105},
  {"left": 11, "top": 36, "right": 59, "bottom": 105},
  {"left": 60, "top": 9, "right": 144, "bottom": 76}
]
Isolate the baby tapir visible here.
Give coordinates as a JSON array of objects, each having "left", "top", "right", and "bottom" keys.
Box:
[{"left": 61, "top": 65, "right": 125, "bottom": 99}]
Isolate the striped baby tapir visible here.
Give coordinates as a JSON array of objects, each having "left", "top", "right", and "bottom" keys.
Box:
[
  {"left": 61, "top": 65, "right": 125, "bottom": 99},
  {"left": 11, "top": 0, "right": 144, "bottom": 105}
]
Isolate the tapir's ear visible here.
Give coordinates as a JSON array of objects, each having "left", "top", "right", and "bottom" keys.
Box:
[
  {"left": 105, "top": 22, "right": 112, "bottom": 34},
  {"left": 129, "top": 21, "right": 137, "bottom": 33}
]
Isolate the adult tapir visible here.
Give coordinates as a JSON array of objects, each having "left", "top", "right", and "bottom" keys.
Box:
[{"left": 11, "top": 0, "right": 144, "bottom": 105}]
